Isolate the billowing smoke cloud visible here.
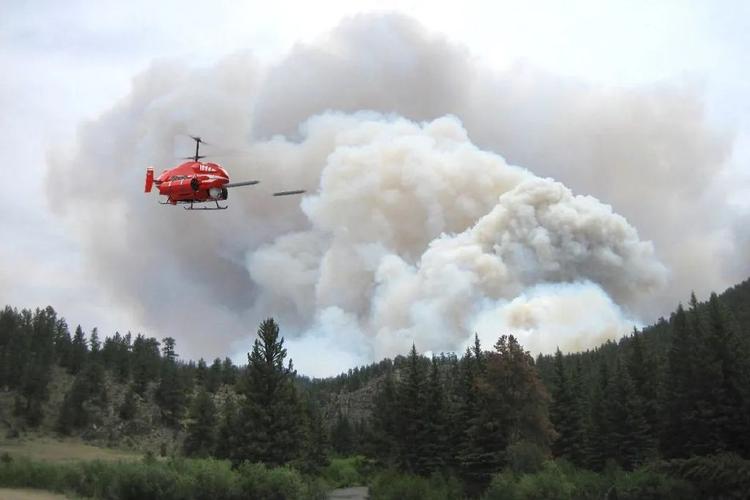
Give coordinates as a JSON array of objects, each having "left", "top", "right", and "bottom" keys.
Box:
[{"left": 47, "top": 14, "right": 742, "bottom": 375}]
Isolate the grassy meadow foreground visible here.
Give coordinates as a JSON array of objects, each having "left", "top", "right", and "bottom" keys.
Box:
[{"left": 0, "top": 278, "right": 749, "bottom": 498}]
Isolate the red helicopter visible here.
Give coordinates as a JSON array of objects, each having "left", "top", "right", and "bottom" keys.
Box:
[{"left": 144, "top": 136, "right": 304, "bottom": 210}]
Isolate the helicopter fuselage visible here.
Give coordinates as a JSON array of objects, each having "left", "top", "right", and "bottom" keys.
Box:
[{"left": 149, "top": 161, "right": 230, "bottom": 205}]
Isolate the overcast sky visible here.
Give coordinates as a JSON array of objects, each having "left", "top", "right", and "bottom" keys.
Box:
[{"left": 1, "top": 0, "right": 748, "bottom": 375}]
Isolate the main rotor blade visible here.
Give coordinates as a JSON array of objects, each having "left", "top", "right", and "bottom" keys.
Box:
[
  {"left": 273, "top": 189, "right": 306, "bottom": 197},
  {"left": 225, "top": 180, "right": 260, "bottom": 188},
  {"left": 178, "top": 155, "right": 206, "bottom": 160},
  {"left": 189, "top": 135, "right": 210, "bottom": 145}
]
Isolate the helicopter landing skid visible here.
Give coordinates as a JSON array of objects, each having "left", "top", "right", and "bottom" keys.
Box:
[{"left": 184, "top": 200, "right": 227, "bottom": 210}]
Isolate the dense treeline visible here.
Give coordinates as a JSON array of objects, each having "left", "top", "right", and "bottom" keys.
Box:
[{"left": 1, "top": 277, "right": 749, "bottom": 498}]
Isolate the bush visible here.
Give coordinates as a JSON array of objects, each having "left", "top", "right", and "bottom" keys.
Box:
[
  {"left": 483, "top": 462, "right": 575, "bottom": 500},
  {"left": 321, "top": 456, "right": 374, "bottom": 488},
  {"left": 0, "top": 456, "right": 66, "bottom": 492},
  {"left": 655, "top": 453, "right": 750, "bottom": 499},
  {"left": 610, "top": 468, "right": 695, "bottom": 500},
  {"left": 0, "top": 455, "right": 326, "bottom": 500},
  {"left": 482, "top": 460, "right": 693, "bottom": 500},
  {"left": 236, "top": 462, "right": 307, "bottom": 500},
  {"left": 111, "top": 461, "right": 189, "bottom": 500},
  {"left": 171, "top": 458, "right": 240, "bottom": 500},
  {"left": 505, "top": 441, "right": 546, "bottom": 474},
  {"left": 370, "top": 470, "right": 463, "bottom": 500}
]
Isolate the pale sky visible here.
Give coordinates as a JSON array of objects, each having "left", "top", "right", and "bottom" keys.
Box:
[{"left": 1, "top": 0, "right": 748, "bottom": 375}]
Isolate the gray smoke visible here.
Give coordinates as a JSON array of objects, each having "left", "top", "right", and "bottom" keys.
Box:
[{"left": 47, "top": 14, "right": 742, "bottom": 374}]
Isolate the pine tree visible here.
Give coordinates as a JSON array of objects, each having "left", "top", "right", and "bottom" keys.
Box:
[
  {"left": 70, "top": 326, "right": 88, "bottom": 375},
  {"left": 215, "top": 396, "right": 238, "bottom": 460},
  {"left": 57, "top": 361, "right": 107, "bottom": 434},
  {"left": 705, "top": 293, "right": 750, "bottom": 456},
  {"left": 221, "top": 357, "right": 236, "bottom": 386},
  {"left": 233, "top": 318, "right": 302, "bottom": 466},
  {"left": 54, "top": 318, "right": 72, "bottom": 370},
  {"left": 662, "top": 303, "right": 698, "bottom": 458},
  {"left": 155, "top": 338, "right": 185, "bottom": 427},
  {"left": 587, "top": 360, "right": 613, "bottom": 470},
  {"left": 20, "top": 307, "right": 57, "bottom": 425},
  {"left": 421, "top": 356, "right": 449, "bottom": 474},
  {"left": 119, "top": 387, "right": 137, "bottom": 421},
  {"left": 627, "top": 329, "right": 659, "bottom": 447},
  {"left": 550, "top": 349, "right": 585, "bottom": 465},
  {"left": 462, "top": 335, "right": 553, "bottom": 487},
  {"left": 371, "top": 371, "right": 398, "bottom": 464},
  {"left": 195, "top": 358, "right": 208, "bottom": 387},
  {"left": 395, "top": 344, "right": 428, "bottom": 473},
  {"left": 299, "top": 397, "right": 329, "bottom": 473},
  {"left": 131, "top": 335, "right": 160, "bottom": 396},
  {"left": 206, "top": 358, "right": 223, "bottom": 392},
  {"left": 456, "top": 342, "right": 486, "bottom": 484},
  {"left": 102, "top": 332, "right": 131, "bottom": 383},
  {"left": 183, "top": 388, "right": 217, "bottom": 457},
  {"left": 607, "top": 357, "right": 652, "bottom": 470},
  {"left": 331, "top": 412, "right": 354, "bottom": 456},
  {"left": 89, "top": 327, "right": 101, "bottom": 361}
]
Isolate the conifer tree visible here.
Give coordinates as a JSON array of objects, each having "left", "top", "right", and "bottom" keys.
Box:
[
  {"left": 215, "top": 396, "right": 238, "bottom": 460},
  {"left": 119, "top": 387, "right": 137, "bottom": 421},
  {"left": 627, "top": 329, "right": 660, "bottom": 445},
  {"left": 89, "top": 327, "right": 101, "bottom": 361},
  {"left": 233, "top": 318, "right": 302, "bottom": 466},
  {"left": 662, "top": 304, "right": 692, "bottom": 457},
  {"left": 587, "top": 361, "right": 613, "bottom": 470},
  {"left": 57, "top": 360, "right": 107, "bottom": 433},
  {"left": 155, "top": 337, "right": 185, "bottom": 427},
  {"left": 705, "top": 293, "right": 750, "bottom": 456},
  {"left": 331, "top": 411, "right": 354, "bottom": 456},
  {"left": 54, "top": 318, "right": 72, "bottom": 370},
  {"left": 607, "top": 357, "right": 652, "bottom": 470},
  {"left": 299, "top": 397, "right": 329, "bottom": 472},
  {"left": 20, "top": 307, "right": 57, "bottom": 425},
  {"left": 456, "top": 341, "right": 486, "bottom": 483},
  {"left": 395, "top": 344, "right": 429, "bottom": 473},
  {"left": 550, "top": 349, "right": 585, "bottom": 465},
  {"left": 102, "top": 332, "right": 131, "bottom": 383},
  {"left": 371, "top": 371, "right": 398, "bottom": 464},
  {"left": 70, "top": 326, "right": 88, "bottom": 375},
  {"left": 206, "top": 358, "right": 223, "bottom": 392},
  {"left": 421, "top": 356, "right": 449, "bottom": 474},
  {"left": 183, "top": 388, "right": 217, "bottom": 457},
  {"left": 221, "top": 357, "right": 236, "bottom": 386},
  {"left": 195, "top": 358, "right": 207, "bottom": 387},
  {"left": 131, "top": 335, "right": 160, "bottom": 396}
]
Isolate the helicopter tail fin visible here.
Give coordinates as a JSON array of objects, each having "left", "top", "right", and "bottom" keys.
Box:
[{"left": 145, "top": 167, "right": 154, "bottom": 193}]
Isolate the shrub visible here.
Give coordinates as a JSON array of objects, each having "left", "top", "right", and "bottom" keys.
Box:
[
  {"left": 610, "top": 468, "right": 695, "bottom": 500},
  {"left": 173, "top": 458, "right": 240, "bottom": 500},
  {"left": 0, "top": 454, "right": 329, "bottom": 500},
  {"left": 370, "top": 470, "right": 463, "bottom": 500},
  {"left": 655, "top": 453, "right": 750, "bottom": 499},
  {"left": 111, "top": 461, "right": 189, "bottom": 500},
  {"left": 236, "top": 462, "right": 307, "bottom": 500},
  {"left": 0, "top": 456, "right": 65, "bottom": 492},
  {"left": 483, "top": 460, "right": 695, "bottom": 500},
  {"left": 321, "top": 456, "right": 374, "bottom": 488},
  {"left": 505, "top": 441, "right": 546, "bottom": 474}
]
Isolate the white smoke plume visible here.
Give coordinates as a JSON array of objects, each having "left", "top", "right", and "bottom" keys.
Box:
[{"left": 46, "top": 14, "right": 742, "bottom": 375}]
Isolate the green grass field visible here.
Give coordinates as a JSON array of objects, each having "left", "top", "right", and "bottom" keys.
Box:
[
  {"left": 0, "top": 437, "right": 140, "bottom": 463},
  {"left": 0, "top": 436, "right": 141, "bottom": 498},
  {"left": 0, "top": 487, "right": 71, "bottom": 500}
]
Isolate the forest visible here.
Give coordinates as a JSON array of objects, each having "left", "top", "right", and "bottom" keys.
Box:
[{"left": 0, "top": 278, "right": 749, "bottom": 499}]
